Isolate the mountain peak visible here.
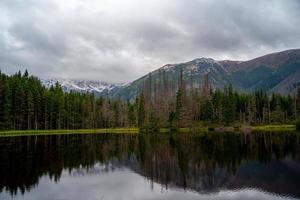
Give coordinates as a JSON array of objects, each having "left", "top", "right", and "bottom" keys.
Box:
[{"left": 192, "top": 58, "right": 216, "bottom": 65}]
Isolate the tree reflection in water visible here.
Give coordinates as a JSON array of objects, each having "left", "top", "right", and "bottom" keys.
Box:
[{"left": 0, "top": 132, "right": 299, "bottom": 198}]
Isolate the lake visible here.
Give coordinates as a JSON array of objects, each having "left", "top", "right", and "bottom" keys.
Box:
[{"left": 0, "top": 132, "right": 299, "bottom": 200}]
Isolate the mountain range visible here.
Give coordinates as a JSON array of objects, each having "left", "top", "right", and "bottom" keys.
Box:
[
  {"left": 42, "top": 49, "right": 300, "bottom": 99},
  {"left": 41, "top": 78, "right": 126, "bottom": 95}
]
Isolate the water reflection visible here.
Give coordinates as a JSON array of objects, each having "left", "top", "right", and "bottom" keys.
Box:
[{"left": 0, "top": 132, "right": 299, "bottom": 200}]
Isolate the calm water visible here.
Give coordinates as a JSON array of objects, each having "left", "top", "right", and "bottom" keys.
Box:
[{"left": 0, "top": 132, "right": 300, "bottom": 200}]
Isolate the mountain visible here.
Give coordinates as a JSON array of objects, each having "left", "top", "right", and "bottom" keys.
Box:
[
  {"left": 42, "top": 49, "right": 300, "bottom": 99},
  {"left": 108, "top": 49, "right": 300, "bottom": 99},
  {"left": 222, "top": 49, "right": 300, "bottom": 93},
  {"left": 41, "top": 78, "right": 126, "bottom": 95},
  {"left": 108, "top": 57, "right": 232, "bottom": 100}
]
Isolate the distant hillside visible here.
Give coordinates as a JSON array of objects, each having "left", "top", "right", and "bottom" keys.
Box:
[
  {"left": 108, "top": 49, "right": 300, "bottom": 99},
  {"left": 224, "top": 49, "right": 300, "bottom": 93}
]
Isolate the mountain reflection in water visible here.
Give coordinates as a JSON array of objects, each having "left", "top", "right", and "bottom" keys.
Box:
[{"left": 0, "top": 132, "right": 299, "bottom": 200}]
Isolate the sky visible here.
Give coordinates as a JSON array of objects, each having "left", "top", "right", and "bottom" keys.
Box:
[{"left": 0, "top": 0, "right": 300, "bottom": 83}]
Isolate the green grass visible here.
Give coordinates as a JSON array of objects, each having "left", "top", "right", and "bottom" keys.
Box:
[
  {"left": 252, "top": 124, "right": 296, "bottom": 131},
  {"left": 158, "top": 127, "right": 209, "bottom": 133},
  {"left": 0, "top": 128, "right": 139, "bottom": 137},
  {"left": 0, "top": 124, "right": 296, "bottom": 137}
]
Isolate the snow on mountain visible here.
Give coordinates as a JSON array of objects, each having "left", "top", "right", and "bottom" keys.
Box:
[
  {"left": 161, "top": 64, "right": 176, "bottom": 71},
  {"left": 193, "top": 58, "right": 216, "bottom": 65},
  {"left": 41, "top": 78, "right": 125, "bottom": 94}
]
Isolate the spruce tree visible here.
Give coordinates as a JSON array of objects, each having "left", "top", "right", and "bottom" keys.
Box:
[
  {"left": 138, "top": 92, "right": 145, "bottom": 127},
  {"left": 0, "top": 76, "right": 11, "bottom": 130},
  {"left": 223, "top": 85, "right": 235, "bottom": 125},
  {"left": 175, "top": 84, "right": 183, "bottom": 128}
]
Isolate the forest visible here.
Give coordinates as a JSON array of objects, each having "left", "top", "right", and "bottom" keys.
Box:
[{"left": 0, "top": 70, "right": 300, "bottom": 131}]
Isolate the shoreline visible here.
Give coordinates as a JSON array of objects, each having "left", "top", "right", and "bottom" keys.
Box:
[{"left": 0, "top": 125, "right": 297, "bottom": 137}]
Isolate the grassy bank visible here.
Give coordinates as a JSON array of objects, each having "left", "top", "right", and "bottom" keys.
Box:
[
  {"left": 0, "top": 128, "right": 139, "bottom": 137},
  {"left": 251, "top": 125, "right": 296, "bottom": 131},
  {"left": 0, "top": 125, "right": 296, "bottom": 137},
  {"left": 0, "top": 128, "right": 207, "bottom": 137}
]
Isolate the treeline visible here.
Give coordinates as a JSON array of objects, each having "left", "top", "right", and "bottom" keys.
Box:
[
  {"left": 0, "top": 70, "right": 300, "bottom": 130},
  {"left": 0, "top": 71, "right": 132, "bottom": 130},
  {"left": 137, "top": 70, "right": 300, "bottom": 130}
]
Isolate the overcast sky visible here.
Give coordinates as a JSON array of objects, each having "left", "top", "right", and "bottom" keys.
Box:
[{"left": 0, "top": 0, "right": 300, "bottom": 83}]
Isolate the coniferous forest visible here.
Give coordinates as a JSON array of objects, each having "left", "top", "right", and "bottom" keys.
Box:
[{"left": 0, "top": 70, "right": 300, "bottom": 131}]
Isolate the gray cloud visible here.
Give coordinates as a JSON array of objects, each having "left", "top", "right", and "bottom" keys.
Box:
[{"left": 0, "top": 0, "right": 300, "bottom": 82}]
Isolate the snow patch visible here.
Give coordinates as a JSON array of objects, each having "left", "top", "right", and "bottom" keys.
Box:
[
  {"left": 162, "top": 64, "right": 175, "bottom": 71},
  {"left": 41, "top": 78, "right": 125, "bottom": 93}
]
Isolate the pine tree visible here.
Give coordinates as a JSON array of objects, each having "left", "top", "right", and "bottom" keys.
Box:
[
  {"left": 24, "top": 83, "right": 34, "bottom": 129},
  {"left": 127, "top": 101, "right": 136, "bottom": 127},
  {"left": 223, "top": 85, "right": 235, "bottom": 125},
  {"left": 148, "top": 110, "right": 159, "bottom": 132},
  {"left": 200, "top": 98, "right": 213, "bottom": 122},
  {"left": 175, "top": 87, "right": 183, "bottom": 128},
  {"left": 175, "top": 69, "right": 185, "bottom": 128},
  {"left": 212, "top": 89, "right": 223, "bottom": 123},
  {"left": 113, "top": 101, "right": 120, "bottom": 128},
  {"left": 11, "top": 73, "right": 25, "bottom": 129},
  {"left": 0, "top": 75, "right": 11, "bottom": 130},
  {"left": 270, "top": 103, "right": 285, "bottom": 124},
  {"left": 138, "top": 92, "right": 145, "bottom": 127}
]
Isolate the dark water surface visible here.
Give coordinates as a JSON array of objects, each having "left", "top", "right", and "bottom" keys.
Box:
[{"left": 0, "top": 132, "right": 300, "bottom": 200}]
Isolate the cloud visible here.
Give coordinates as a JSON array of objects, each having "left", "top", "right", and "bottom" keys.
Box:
[{"left": 0, "top": 0, "right": 300, "bottom": 82}]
